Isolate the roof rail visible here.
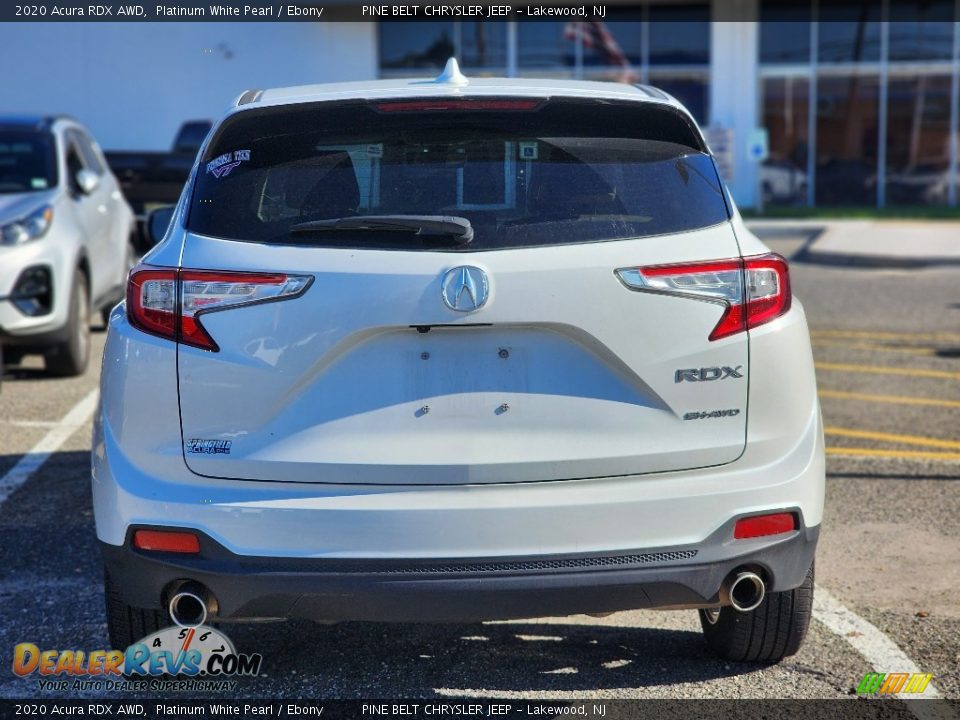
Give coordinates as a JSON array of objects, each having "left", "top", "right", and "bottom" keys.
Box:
[{"left": 235, "top": 89, "right": 263, "bottom": 106}]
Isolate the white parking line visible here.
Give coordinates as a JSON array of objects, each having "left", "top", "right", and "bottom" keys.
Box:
[
  {"left": 0, "top": 389, "right": 99, "bottom": 507},
  {"left": 814, "top": 584, "right": 944, "bottom": 711},
  {"left": 2, "top": 419, "right": 61, "bottom": 428}
]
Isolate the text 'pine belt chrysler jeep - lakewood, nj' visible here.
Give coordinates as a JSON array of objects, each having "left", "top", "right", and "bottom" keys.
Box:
[{"left": 94, "top": 59, "right": 824, "bottom": 663}]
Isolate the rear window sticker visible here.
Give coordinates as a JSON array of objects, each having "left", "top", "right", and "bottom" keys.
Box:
[{"left": 206, "top": 149, "right": 251, "bottom": 178}]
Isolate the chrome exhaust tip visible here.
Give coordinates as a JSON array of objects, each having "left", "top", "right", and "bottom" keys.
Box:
[
  {"left": 168, "top": 584, "right": 210, "bottom": 627},
  {"left": 726, "top": 571, "right": 766, "bottom": 613}
]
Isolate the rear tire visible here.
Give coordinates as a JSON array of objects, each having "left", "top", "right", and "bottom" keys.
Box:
[
  {"left": 104, "top": 568, "right": 167, "bottom": 650},
  {"left": 45, "top": 268, "right": 90, "bottom": 377},
  {"left": 699, "top": 561, "right": 814, "bottom": 663}
]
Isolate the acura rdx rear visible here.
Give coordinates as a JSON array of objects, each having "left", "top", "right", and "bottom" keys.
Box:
[{"left": 94, "top": 62, "right": 824, "bottom": 662}]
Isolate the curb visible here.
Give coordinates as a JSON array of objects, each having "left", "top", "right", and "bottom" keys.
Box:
[
  {"left": 794, "top": 248, "right": 960, "bottom": 269},
  {"left": 745, "top": 222, "right": 960, "bottom": 268}
]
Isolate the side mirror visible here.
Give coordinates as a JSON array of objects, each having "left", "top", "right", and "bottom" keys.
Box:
[
  {"left": 145, "top": 206, "right": 176, "bottom": 246},
  {"left": 76, "top": 169, "right": 100, "bottom": 195}
]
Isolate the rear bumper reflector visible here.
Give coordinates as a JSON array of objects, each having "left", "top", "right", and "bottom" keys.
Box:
[{"left": 734, "top": 512, "right": 798, "bottom": 539}]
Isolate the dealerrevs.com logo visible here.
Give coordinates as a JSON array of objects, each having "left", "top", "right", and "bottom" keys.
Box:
[{"left": 13, "top": 625, "right": 262, "bottom": 692}]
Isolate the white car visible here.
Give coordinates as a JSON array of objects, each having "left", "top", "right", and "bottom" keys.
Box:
[
  {"left": 761, "top": 159, "right": 807, "bottom": 205},
  {"left": 0, "top": 115, "right": 134, "bottom": 376},
  {"left": 94, "top": 60, "right": 824, "bottom": 662}
]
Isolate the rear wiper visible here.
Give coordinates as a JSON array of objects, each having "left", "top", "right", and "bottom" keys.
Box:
[{"left": 290, "top": 215, "right": 474, "bottom": 245}]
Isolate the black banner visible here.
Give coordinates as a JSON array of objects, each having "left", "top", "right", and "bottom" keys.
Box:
[
  {"left": 8, "top": 3, "right": 616, "bottom": 22},
  {"left": 0, "top": 0, "right": 889, "bottom": 23},
  {"left": 1, "top": 699, "right": 957, "bottom": 720}
]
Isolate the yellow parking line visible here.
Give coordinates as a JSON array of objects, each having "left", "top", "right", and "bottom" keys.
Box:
[
  {"left": 818, "top": 389, "right": 960, "bottom": 409},
  {"left": 826, "top": 447, "right": 960, "bottom": 462},
  {"left": 811, "top": 339, "right": 936, "bottom": 357},
  {"left": 815, "top": 362, "right": 960, "bottom": 381},
  {"left": 811, "top": 329, "right": 960, "bottom": 342},
  {"left": 825, "top": 426, "right": 960, "bottom": 450}
]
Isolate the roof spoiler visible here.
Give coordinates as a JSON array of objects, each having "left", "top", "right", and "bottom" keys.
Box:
[{"left": 634, "top": 84, "right": 670, "bottom": 101}]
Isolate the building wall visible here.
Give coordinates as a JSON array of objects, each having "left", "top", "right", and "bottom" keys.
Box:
[
  {"left": 8, "top": 12, "right": 953, "bottom": 209},
  {"left": 1, "top": 23, "right": 377, "bottom": 150}
]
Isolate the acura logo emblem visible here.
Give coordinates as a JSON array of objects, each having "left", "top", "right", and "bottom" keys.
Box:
[{"left": 441, "top": 266, "right": 489, "bottom": 312}]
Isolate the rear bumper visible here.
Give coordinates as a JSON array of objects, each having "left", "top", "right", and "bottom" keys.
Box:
[
  {"left": 94, "top": 305, "right": 825, "bottom": 624},
  {"left": 101, "top": 521, "right": 818, "bottom": 623}
]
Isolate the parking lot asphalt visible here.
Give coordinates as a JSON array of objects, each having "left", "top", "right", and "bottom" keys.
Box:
[{"left": 0, "top": 243, "right": 958, "bottom": 703}]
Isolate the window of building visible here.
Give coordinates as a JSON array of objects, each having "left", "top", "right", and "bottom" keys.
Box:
[
  {"left": 584, "top": 12, "right": 643, "bottom": 69},
  {"left": 761, "top": 77, "right": 810, "bottom": 206},
  {"left": 574, "top": 19, "right": 643, "bottom": 87},
  {"left": 888, "top": 0, "right": 954, "bottom": 61},
  {"left": 817, "top": 3, "right": 882, "bottom": 64},
  {"left": 815, "top": 75, "right": 880, "bottom": 205},
  {"left": 648, "top": 4, "right": 710, "bottom": 65},
  {"left": 380, "top": 23, "right": 507, "bottom": 74},
  {"left": 759, "top": 0, "right": 813, "bottom": 65},
  {"left": 379, "top": 14, "right": 710, "bottom": 123},
  {"left": 379, "top": 22, "right": 455, "bottom": 71},
  {"left": 761, "top": 0, "right": 960, "bottom": 208},
  {"left": 885, "top": 75, "right": 953, "bottom": 205},
  {"left": 517, "top": 21, "right": 574, "bottom": 73},
  {"left": 460, "top": 22, "right": 507, "bottom": 71}
]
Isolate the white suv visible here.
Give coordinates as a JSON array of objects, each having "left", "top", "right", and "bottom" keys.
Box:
[
  {"left": 0, "top": 115, "right": 134, "bottom": 376},
  {"left": 94, "top": 61, "right": 824, "bottom": 662}
]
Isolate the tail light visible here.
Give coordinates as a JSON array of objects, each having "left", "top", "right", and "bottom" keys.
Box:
[
  {"left": 615, "top": 253, "right": 791, "bottom": 341},
  {"left": 127, "top": 266, "right": 312, "bottom": 351}
]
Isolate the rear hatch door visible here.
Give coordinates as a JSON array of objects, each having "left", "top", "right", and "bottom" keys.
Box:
[{"left": 176, "top": 96, "right": 748, "bottom": 484}]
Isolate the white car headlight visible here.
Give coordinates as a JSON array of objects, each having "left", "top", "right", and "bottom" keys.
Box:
[{"left": 1, "top": 205, "right": 54, "bottom": 245}]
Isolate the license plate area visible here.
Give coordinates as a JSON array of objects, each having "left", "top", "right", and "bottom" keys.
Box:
[{"left": 410, "top": 327, "right": 529, "bottom": 417}]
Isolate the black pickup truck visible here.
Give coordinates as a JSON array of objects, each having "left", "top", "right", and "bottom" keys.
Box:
[{"left": 105, "top": 120, "right": 210, "bottom": 245}]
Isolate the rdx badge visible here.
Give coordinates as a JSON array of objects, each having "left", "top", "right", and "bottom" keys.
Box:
[{"left": 675, "top": 366, "right": 744, "bottom": 383}]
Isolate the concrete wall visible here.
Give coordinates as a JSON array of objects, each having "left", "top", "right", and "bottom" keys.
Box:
[{"left": 1, "top": 23, "right": 377, "bottom": 150}]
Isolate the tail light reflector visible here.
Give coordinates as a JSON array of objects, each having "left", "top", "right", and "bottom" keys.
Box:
[
  {"left": 127, "top": 266, "right": 312, "bottom": 351},
  {"left": 734, "top": 513, "right": 797, "bottom": 539},
  {"left": 133, "top": 529, "right": 200, "bottom": 554},
  {"left": 615, "top": 253, "right": 791, "bottom": 341}
]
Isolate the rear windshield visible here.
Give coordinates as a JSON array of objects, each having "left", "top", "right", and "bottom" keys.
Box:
[
  {"left": 0, "top": 131, "right": 58, "bottom": 194},
  {"left": 187, "top": 99, "right": 728, "bottom": 250}
]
